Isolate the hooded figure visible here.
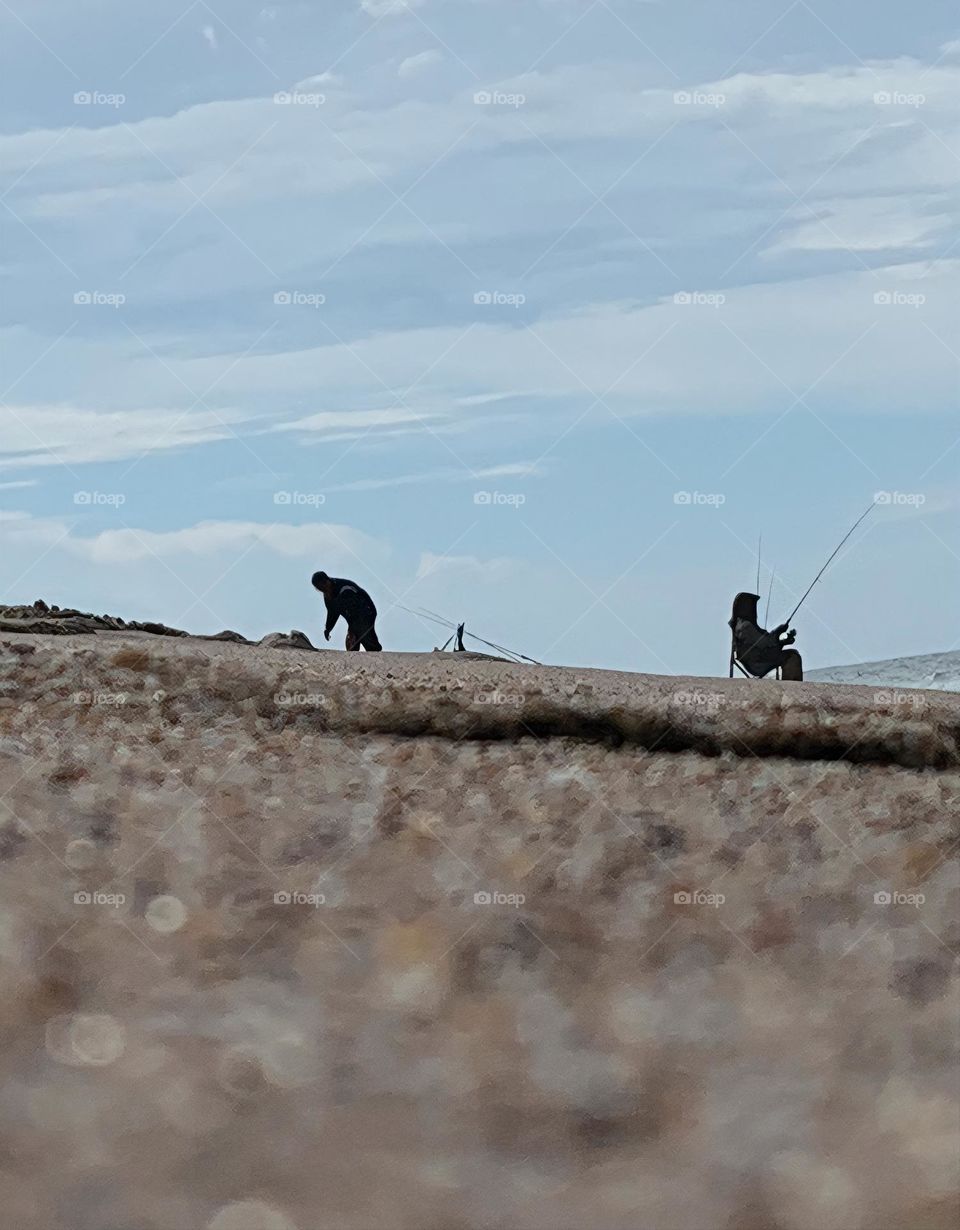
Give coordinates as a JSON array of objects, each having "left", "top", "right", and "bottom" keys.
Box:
[
  {"left": 729, "top": 593, "right": 802, "bottom": 680},
  {"left": 312, "top": 572, "right": 382, "bottom": 651}
]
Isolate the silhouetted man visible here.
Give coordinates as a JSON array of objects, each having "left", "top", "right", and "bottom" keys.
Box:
[
  {"left": 311, "top": 572, "right": 382, "bottom": 651},
  {"left": 729, "top": 592, "right": 802, "bottom": 680}
]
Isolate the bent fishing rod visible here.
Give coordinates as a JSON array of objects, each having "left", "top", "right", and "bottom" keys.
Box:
[
  {"left": 398, "top": 604, "right": 542, "bottom": 665},
  {"left": 782, "top": 502, "right": 876, "bottom": 626}
]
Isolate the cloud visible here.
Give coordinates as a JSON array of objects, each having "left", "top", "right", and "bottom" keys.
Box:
[
  {"left": 398, "top": 49, "right": 444, "bottom": 78},
  {"left": 0, "top": 404, "right": 257, "bottom": 469},
  {"left": 768, "top": 197, "right": 952, "bottom": 255},
  {"left": 73, "top": 520, "right": 378, "bottom": 565},
  {"left": 201, "top": 25, "right": 219, "bottom": 52},
  {"left": 325, "top": 460, "right": 541, "bottom": 492},
  {"left": 1, "top": 512, "right": 381, "bottom": 566},
  {"left": 416, "top": 551, "right": 518, "bottom": 581},
  {"left": 171, "top": 259, "right": 958, "bottom": 421},
  {"left": 273, "top": 408, "right": 435, "bottom": 436}
]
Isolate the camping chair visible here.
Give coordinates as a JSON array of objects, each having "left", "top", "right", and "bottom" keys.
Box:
[{"left": 728, "top": 592, "right": 783, "bottom": 680}]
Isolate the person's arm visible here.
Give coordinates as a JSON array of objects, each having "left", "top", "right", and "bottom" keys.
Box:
[
  {"left": 772, "top": 622, "right": 789, "bottom": 637},
  {"left": 323, "top": 592, "right": 340, "bottom": 640}
]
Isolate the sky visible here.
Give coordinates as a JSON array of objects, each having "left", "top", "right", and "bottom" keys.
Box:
[{"left": 0, "top": 0, "right": 957, "bottom": 676}]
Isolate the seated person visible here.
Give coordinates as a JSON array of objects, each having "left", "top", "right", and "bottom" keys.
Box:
[{"left": 729, "top": 592, "right": 802, "bottom": 680}]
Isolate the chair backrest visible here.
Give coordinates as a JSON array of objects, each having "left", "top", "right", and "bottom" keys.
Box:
[{"left": 730, "top": 592, "right": 760, "bottom": 628}]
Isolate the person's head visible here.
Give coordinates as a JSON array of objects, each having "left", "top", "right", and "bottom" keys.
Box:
[{"left": 311, "top": 571, "right": 329, "bottom": 594}]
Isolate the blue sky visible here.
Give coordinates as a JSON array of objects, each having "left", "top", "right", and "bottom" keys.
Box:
[{"left": 1, "top": 0, "right": 957, "bottom": 675}]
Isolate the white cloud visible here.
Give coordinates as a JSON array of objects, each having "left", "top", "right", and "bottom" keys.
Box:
[
  {"left": 171, "top": 259, "right": 958, "bottom": 420},
  {"left": 0, "top": 404, "right": 256, "bottom": 469},
  {"left": 1, "top": 513, "right": 381, "bottom": 566},
  {"left": 273, "top": 408, "right": 434, "bottom": 435},
  {"left": 398, "top": 49, "right": 444, "bottom": 78},
  {"left": 769, "top": 197, "right": 952, "bottom": 255},
  {"left": 416, "top": 551, "right": 518, "bottom": 581},
  {"left": 326, "top": 460, "right": 540, "bottom": 492},
  {"left": 201, "top": 25, "right": 219, "bottom": 52}
]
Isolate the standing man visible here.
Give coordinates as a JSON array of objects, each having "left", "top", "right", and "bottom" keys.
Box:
[{"left": 311, "top": 572, "right": 382, "bottom": 651}]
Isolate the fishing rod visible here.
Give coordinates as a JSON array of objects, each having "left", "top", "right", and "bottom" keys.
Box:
[
  {"left": 763, "top": 567, "right": 775, "bottom": 627},
  {"left": 782, "top": 502, "right": 875, "bottom": 625},
  {"left": 399, "top": 604, "right": 541, "bottom": 665},
  {"left": 755, "top": 535, "right": 762, "bottom": 595}
]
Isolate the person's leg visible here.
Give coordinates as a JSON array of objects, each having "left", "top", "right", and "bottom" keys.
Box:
[
  {"left": 359, "top": 625, "right": 382, "bottom": 651},
  {"left": 344, "top": 628, "right": 360, "bottom": 651},
  {"left": 781, "top": 650, "right": 803, "bottom": 681}
]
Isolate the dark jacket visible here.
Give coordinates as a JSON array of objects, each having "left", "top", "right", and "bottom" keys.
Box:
[
  {"left": 732, "top": 618, "right": 792, "bottom": 678},
  {"left": 321, "top": 577, "right": 377, "bottom": 637}
]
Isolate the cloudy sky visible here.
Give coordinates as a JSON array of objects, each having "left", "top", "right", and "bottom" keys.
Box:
[{"left": 1, "top": 0, "right": 957, "bottom": 674}]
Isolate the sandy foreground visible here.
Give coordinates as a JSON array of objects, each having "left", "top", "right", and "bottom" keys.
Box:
[{"left": 0, "top": 632, "right": 956, "bottom": 1230}]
